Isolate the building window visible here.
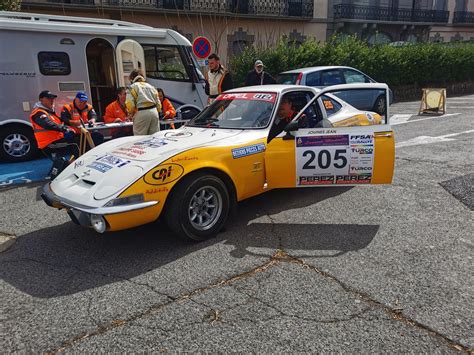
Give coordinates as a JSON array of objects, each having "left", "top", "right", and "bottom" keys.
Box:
[
  {"left": 142, "top": 45, "right": 190, "bottom": 81},
  {"left": 38, "top": 52, "right": 71, "bottom": 76},
  {"left": 367, "top": 32, "right": 392, "bottom": 45}
]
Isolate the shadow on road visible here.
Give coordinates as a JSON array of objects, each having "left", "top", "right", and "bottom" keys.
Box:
[{"left": 0, "top": 187, "right": 379, "bottom": 298}]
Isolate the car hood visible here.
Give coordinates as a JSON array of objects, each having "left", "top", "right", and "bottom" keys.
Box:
[{"left": 50, "top": 127, "right": 243, "bottom": 207}]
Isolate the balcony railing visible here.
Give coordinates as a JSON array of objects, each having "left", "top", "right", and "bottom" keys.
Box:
[
  {"left": 334, "top": 4, "right": 449, "bottom": 23},
  {"left": 453, "top": 11, "right": 474, "bottom": 24},
  {"left": 34, "top": 0, "right": 313, "bottom": 18}
]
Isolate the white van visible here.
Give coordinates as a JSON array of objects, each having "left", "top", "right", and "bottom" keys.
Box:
[{"left": 0, "top": 11, "right": 207, "bottom": 161}]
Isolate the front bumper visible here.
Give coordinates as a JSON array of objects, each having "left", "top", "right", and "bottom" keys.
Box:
[{"left": 41, "top": 183, "right": 159, "bottom": 231}]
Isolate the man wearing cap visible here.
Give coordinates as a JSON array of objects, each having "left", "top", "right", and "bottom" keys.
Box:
[
  {"left": 61, "top": 91, "right": 104, "bottom": 145},
  {"left": 244, "top": 60, "right": 276, "bottom": 87},
  {"left": 29, "top": 90, "right": 76, "bottom": 153}
]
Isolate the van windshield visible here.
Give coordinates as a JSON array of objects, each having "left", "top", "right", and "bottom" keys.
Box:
[{"left": 188, "top": 92, "right": 277, "bottom": 129}]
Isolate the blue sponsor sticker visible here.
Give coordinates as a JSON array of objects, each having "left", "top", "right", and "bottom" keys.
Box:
[
  {"left": 232, "top": 143, "right": 266, "bottom": 159},
  {"left": 87, "top": 161, "right": 112, "bottom": 173},
  {"left": 97, "top": 154, "right": 130, "bottom": 167}
]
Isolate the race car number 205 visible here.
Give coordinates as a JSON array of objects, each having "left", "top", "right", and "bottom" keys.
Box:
[{"left": 295, "top": 134, "right": 375, "bottom": 186}]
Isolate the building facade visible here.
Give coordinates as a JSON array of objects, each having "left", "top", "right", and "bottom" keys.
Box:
[{"left": 19, "top": 0, "right": 474, "bottom": 63}]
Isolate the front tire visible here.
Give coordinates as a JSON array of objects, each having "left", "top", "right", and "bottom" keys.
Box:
[{"left": 165, "top": 173, "right": 230, "bottom": 241}]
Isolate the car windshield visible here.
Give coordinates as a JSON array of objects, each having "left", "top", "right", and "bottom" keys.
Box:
[{"left": 188, "top": 92, "right": 277, "bottom": 129}]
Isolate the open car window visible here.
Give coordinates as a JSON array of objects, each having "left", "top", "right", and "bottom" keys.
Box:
[{"left": 188, "top": 92, "right": 277, "bottom": 129}]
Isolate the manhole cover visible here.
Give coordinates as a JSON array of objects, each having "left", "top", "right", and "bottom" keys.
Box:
[{"left": 439, "top": 173, "right": 474, "bottom": 210}]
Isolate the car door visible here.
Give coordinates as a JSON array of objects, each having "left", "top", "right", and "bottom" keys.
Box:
[{"left": 265, "top": 84, "right": 394, "bottom": 188}]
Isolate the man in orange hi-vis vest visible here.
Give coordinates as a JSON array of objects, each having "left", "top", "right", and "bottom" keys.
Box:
[
  {"left": 60, "top": 91, "right": 104, "bottom": 146},
  {"left": 29, "top": 90, "right": 77, "bottom": 155}
]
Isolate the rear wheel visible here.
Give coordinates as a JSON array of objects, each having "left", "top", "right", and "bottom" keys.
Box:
[
  {"left": 373, "top": 95, "right": 387, "bottom": 115},
  {"left": 0, "top": 125, "right": 38, "bottom": 162},
  {"left": 165, "top": 173, "right": 230, "bottom": 241}
]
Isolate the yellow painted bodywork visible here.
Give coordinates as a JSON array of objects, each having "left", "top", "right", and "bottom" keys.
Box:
[
  {"left": 333, "top": 113, "right": 383, "bottom": 127},
  {"left": 104, "top": 129, "right": 394, "bottom": 231}
]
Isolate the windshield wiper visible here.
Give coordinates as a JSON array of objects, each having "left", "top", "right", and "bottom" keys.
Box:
[{"left": 191, "top": 118, "right": 220, "bottom": 128}]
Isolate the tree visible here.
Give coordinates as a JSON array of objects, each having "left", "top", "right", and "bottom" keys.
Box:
[{"left": 0, "top": 0, "right": 21, "bottom": 11}]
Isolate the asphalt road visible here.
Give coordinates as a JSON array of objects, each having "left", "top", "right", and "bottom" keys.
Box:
[{"left": 1, "top": 95, "right": 473, "bottom": 353}]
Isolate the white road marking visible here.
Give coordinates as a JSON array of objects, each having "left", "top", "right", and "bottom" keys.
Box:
[
  {"left": 391, "top": 113, "right": 461, "bottom": 126},
  {"left": 390, "top": 114, "right": 412, "bottom": 125},
  {"left": 396, "top": 129, "right": 474, "bottom": 148}
]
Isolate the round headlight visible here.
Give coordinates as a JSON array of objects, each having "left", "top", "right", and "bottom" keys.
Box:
[{"left": 90, "top": 214, "right": 107, "bottom": 233}]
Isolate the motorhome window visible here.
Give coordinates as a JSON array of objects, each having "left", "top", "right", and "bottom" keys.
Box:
[
  {"left": 38, "top": 52, "right": 71, "bottom": 76},
  {"left": 143, "top": 45, "right": 190, "bottom": 81}
]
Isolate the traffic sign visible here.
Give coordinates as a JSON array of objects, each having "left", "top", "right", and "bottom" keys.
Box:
[{"left": 192, "top": 36, "right": 212, "bottom": 59}]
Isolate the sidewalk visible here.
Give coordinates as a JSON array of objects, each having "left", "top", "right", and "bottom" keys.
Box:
[{"left": 0, "top": 158, "right": 52, "bottom": 187}]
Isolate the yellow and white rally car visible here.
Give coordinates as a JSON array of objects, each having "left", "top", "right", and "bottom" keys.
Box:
[{"left": 42, "top": 83, "right": 395, "bottom": 241}]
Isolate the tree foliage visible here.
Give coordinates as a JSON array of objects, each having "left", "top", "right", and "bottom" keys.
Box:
[{"left": 0, "top": 0, "right": 21, "bottom": 11}]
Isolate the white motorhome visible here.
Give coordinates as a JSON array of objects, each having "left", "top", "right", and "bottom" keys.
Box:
[{"left": 0, "top": 11, "right": 207, "bottom": 161}]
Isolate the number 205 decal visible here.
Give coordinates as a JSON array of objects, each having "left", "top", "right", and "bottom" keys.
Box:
[{"left": 302, "top": 149, "right": 348, "bottom": 170}]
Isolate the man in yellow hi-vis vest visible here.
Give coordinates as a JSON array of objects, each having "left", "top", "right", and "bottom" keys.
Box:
[{"left": 126, "top": 69, "right": 162, "bottom": 135}]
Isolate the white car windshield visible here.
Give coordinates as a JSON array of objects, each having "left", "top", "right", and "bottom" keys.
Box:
[{"left": 188, "top": 92, "right": 277, "bottom": 129}]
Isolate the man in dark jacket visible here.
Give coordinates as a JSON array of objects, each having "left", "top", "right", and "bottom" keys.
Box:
[{"left": 244, "top": 60, "right": 276, "bottom": 87}]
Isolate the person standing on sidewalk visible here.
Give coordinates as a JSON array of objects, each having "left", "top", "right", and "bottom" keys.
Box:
[
  {"left": 244, "top": 60, "right": 276, "bottom": 86},
  {"left": 204, "top": 53, "right": 233, "bottom": 105},
  {"left": 126, "top": 69, "right": 162, "bottom": 135}
]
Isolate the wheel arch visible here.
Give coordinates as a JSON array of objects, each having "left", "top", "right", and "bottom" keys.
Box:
[
  {"left": 163, "top": 166, "right": 238, "bottom": 218},
  {"left": 0, "top": 120, "right": 33, "bottom": 129}
]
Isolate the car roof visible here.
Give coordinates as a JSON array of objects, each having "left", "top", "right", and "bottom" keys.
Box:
[
  {"left": 279, "top": 66, "right": 356, "bottom": 74},
  {"left": 226, "top": 84, "right": 321, "bottom": 94}
]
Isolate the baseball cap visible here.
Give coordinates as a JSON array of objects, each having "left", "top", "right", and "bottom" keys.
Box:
[
  {"left": 75, "top": 91, "right": 88, "bottom": 102},
  {"left": 255, "top": 60, "right": 264, "bottom": 67},
  {"left": 39, "top": 90, "right": 57, "bottom": 99}
]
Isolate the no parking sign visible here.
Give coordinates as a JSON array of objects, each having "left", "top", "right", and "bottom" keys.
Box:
[{"left": 192, "top": 36, "right": 212, "bottom": 59}]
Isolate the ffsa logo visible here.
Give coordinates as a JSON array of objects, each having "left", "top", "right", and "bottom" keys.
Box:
[{"left": 144, "top": 163, "right": 184, "bottom": 186}]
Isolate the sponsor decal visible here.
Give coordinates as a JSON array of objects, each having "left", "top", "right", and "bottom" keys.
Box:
[
  {"left": 232, "top": 143, "right": 266, "bottom": 159},
  {"left": 86, "top": 162, "right": 112, "bottom": 173},
  {"left": 335, "top": 175, "right": 371, "bottom": 184},
  {"left": 97, "top": 154, "right": 130, "bottom": 167},
  {"left": 143, "top": 163, "right": 184, "bottom": 185},
  {"left": 217, "top": 92, "right": 276, "bottom": 103},
  {"left": 0, "top": 71, "right": 36, "bottom": 78},
  {"left": 134, "top": 137, "right": 168, "bottom": 148},
  {"left": 350, "top": 166, "right": 373, "bottom": 173},
  {"left": 351, "top": 147, "right": 373, "bottom": 154},
  {"left": 297, "top": 135, "right": 349, "bottom": 148},
  {"left": 171, "top": 156, "right": 199, "bottom": 163},
  {"left": 164, "top": 131, "right": 193, "bottom": 138},
  {"left": 322, "top": 99, "right": 334, "bottom": 110},
  {"left": 74, "top": 160, "right": 84, "bottom": 169},
  {"left": 145, "top": 187, "right": 170, "bottom": 194},
  {"left": 350, "top": 135, "right": 373, "bottom": 145},
  {"left": 299, "top": 175, "right": 335, "bottom": 185},
  {"left": 365, "top": 112, "right": 375, "bottom": 123}
]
